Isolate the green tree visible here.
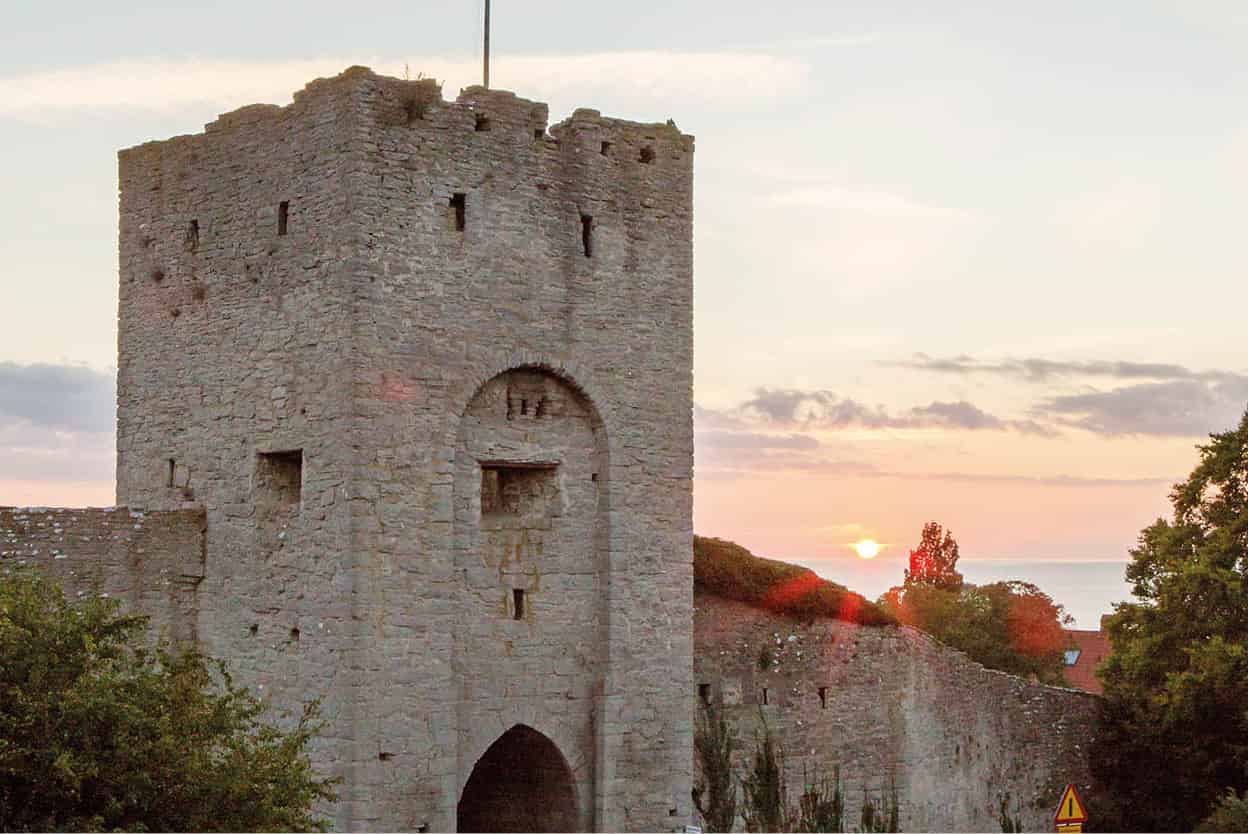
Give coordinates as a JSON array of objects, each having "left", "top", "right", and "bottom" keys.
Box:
[
  {"left": 794, "top": 763, "right": 845, "bottom": 833},
  {"left": 856, "top": 780, "right": 899, "bottom": 833},
  {"left": 692, "top": 703, "right": 738, "bottom": 832},
  {"left": 1093, "top": 410, "right": 1248, "bottom": 832},
  {"left": 1197, "top": 789, "right": 1248, "bottom": 833},
  {"left": 880, "top": 579, "right": 1071, "bottom": 684},
  {"left": 741, "top": 714, "right": 792, "bottom": 832},
  {"left": 998, "top": 795, "right": 1022, "bottom": 833},
  {"left": 904, "top": 521, "right": 963, "bottom": 590},
  {"left": 882, "top": 521, "right": 1071, "bottom": 683},
  {"left": 0, "top": 568, "right": 338, "bottom": 832}
]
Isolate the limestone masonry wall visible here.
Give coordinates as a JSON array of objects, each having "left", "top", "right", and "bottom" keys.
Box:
[
  {"left": 0, "top": 507, "right": 205, "bottom": 642},
  {"left": 106, "top": 66, "right": 695, "bottom": 832},
  {"left": 694, "top": 592, "right": 1101, "bottom": 832},
  {"left": 343, "top": 73, "right": 694, "bottom": 832}
]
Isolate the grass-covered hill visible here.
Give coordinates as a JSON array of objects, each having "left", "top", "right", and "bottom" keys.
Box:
[{"left": 693, "top": 535, "right": 894, "bottom": 626}]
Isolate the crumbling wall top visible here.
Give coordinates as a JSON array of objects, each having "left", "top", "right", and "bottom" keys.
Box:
[{"left": 119, "top": 66, "right": 694, "bottom": 158}]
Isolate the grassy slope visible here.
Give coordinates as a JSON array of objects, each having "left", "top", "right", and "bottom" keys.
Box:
[{"left": 693, "top": 535, "right": 894, "bottom": 627}]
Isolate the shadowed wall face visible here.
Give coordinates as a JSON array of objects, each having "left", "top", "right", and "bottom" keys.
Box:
[
  {"left": 457, "top": 725, "right": 579, "bottom": 833},
  {"left": 693, "top": 592, "right": 1101, "bottom": 832}
]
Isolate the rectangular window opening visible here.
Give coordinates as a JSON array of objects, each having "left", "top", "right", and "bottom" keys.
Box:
[
  {"left": 277, "top": 201, "right": 289, "bottom": 236},
  {"left": 761, "top": 687, "right": 769, "bottom": 706},
  {"left": 257, "top": 449, "right": 303, "bottom": 512},
  {"left": 450, "top": 193, "right": 466, "bottom": 232},
  {"left": 166, "top": 458, "right": 176, "bottom": 488},
  {"left": 480, "top": 462, "right": 557, "bottom": 516},
  {"left": 698, "top": 683, "right": 711, "bottom": 706},
  {"left": 818, "top": 686, "right": 828, "bottom": 709},
  {"left": 581, "top": 214, "right": 593, "bottom": 258},
  {"left": 513, "top": 588, "right": 525, "bottom": 620}
]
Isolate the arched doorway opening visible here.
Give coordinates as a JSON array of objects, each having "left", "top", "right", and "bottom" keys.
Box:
[{"left": 457, "top": 725, "right": 580, "bottom": 832}]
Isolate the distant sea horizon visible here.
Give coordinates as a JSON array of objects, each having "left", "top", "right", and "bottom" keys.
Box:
[{"left": 794, "top": 557, "right": 1135, "bottom": 630}]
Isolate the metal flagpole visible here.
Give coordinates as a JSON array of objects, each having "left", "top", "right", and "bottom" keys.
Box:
[{"left": 483, "top": 0, "right": 491, "bottom": 88}]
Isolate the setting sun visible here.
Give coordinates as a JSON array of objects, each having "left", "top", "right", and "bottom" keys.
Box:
[{"left": 853, "top": 539, "right": 881, "bottom": 559}]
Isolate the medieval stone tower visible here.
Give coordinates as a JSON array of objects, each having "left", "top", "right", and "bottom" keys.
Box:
[{"left": 111, "top": 67, "right": 694, "bottom": 831}]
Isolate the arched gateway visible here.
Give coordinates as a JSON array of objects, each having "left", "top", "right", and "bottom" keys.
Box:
[
  {"left": 457, "top": 725, "right": 579, "bottom": 833},
  {"left": 451, "top": 367, "right": 605, "bottom": 829}
]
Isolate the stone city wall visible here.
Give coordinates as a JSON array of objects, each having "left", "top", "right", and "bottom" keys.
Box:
[
  {"left": 0, "top": 506, "right": 205, "bottom": 642},
  {"left": 694, "top": 592, "right": 1101, "bottom": 832}
]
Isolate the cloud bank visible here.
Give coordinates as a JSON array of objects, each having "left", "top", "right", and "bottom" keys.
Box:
[
  {"left": 733, "top": 387, "right": 1052, "bottom": 435},
  {"left": 1034, "top": 378, "right": 1248, "bottom": 437},
  {"left": 889, "top": 353, "right": 1243, "bottom": 383},
  {"left": 889, "top": 353, "right": 1248, "bottom": 437},
  {"left": 0, "top": 362, "right": 114, "bottom": 433},
  {"left": 0, "top": 362, "right": 114, "bottom": 485}
]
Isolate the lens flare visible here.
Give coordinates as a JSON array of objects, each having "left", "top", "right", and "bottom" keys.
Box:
[{"left": 854, "top": 539, "right": 881, "bottom": 559}]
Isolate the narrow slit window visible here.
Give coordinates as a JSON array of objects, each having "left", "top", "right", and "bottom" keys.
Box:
[
  {"left": 167, "top": 458, "right": 176, "bottom": 487},
  {"left": 450, "top": 193, "right": 466, "bottom": 232},
  {"left": 581, "top": 214, "right": 593, "bottom": 258},
  {"left": 277, "top": 201, "right": 289, "bottom": 236},
  {"left": 185, "top": 219, "right": 199, "bottom": 252},
  {"left": 760, "top": 687, "right": 769, "bottom": 705},
  {"left": 513, "top": 588, "right": 525, "bottom": 620},
  {"left": 698, "top": 683, "right": 711, "bottom": 706},
  {"left": 818, "top": 686, "right": 828, "bottom": 709}
]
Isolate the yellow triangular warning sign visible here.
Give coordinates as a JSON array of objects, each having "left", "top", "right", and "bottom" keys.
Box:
[{"left": 1054, "top": 783, "right": 1087, "bottom": 824}]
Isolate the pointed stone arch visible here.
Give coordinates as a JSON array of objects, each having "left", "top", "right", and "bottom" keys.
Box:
[
  {"left": 438, "top": 352, "right": 619, "bottom": 467},
  {"left": 457, "top": 724, "right": 580, "bottom": 832},
  {"left": 449, "top": 364, "right": 608, "bottom": 831}
]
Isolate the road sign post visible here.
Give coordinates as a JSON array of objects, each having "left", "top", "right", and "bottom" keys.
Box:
[{"left": 1054, "top": 783, "right": 1088, "bottom": 833}]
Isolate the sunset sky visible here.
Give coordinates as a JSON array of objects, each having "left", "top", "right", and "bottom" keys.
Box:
[{"left": 5, "top": 1, "right": 1247, "bottom": 625}]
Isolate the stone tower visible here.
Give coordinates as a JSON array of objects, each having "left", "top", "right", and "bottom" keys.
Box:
[{"left": 113, "top": 67, "right": 694, "bottom": 832}]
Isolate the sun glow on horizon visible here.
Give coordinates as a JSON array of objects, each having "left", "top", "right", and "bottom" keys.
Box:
[{"left": 853, "top": 539, "right": 881, "bottom": 559}]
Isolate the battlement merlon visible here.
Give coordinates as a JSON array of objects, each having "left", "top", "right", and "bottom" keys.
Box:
[
  {"left": 118, "top": 65, "right": 695, "bottom": 176},
  {"left": 115, "top": 65, "right": 694, "bottom": 317}
]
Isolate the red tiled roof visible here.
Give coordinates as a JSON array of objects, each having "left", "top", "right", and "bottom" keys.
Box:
[{"left": 1062, "top": 629, "right": 1111, "bottom": 695}]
